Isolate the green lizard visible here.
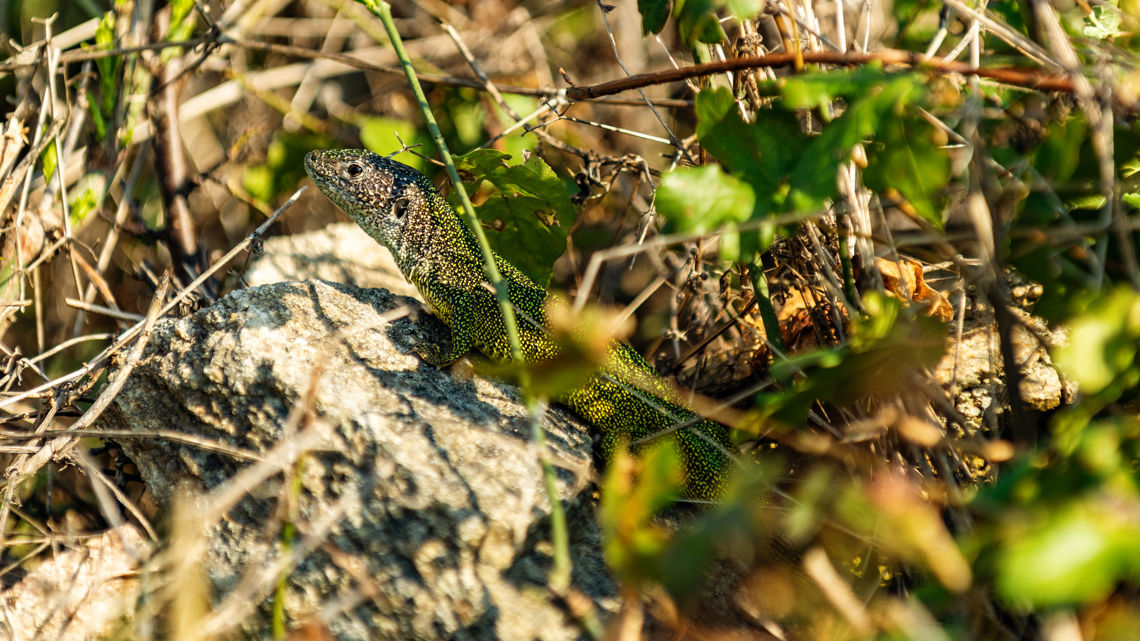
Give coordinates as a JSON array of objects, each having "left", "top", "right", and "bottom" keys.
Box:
[{"left": 304, "top": 149, "right": 733, "bottom": 499}]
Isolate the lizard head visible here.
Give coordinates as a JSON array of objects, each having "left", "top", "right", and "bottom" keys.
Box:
[{"left": 304, "top": 149, "right": 439, "bottom": 259}]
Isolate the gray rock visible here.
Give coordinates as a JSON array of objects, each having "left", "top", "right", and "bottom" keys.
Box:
[
  {"left": 104, "top": 279, "right": 615, "bottom": 640},
  {"left": 934, "top": 305, "right": 1072, "bottom": 429},
  {"left": 244, "top": 221, "right": 417, "bottom": 296}
]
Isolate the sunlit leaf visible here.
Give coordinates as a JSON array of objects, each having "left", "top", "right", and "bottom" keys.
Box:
[
  {"left": 1054, "top": 287, "right": 1140, "bottom": 394},
  {"left": 1082, "top": 1, "right": 1125, "bottom": 40},
  {"left": 90, "top": 10, "right": 120, "bottom": 140},
  {"left": 600, "top": 444, "right": 683, "bottom": 586},
  {"left": 696, "top": 88, "right": 803, "bottom": 207},
  {"left": 163, "top": 0, "right": 197, "bottom": 61},
  {"left": 69, "top": 173, "right": 106, "bottom": 228},
  {"left": 656, "top": 164, "right": 755, "bottom": 238},
  {"left": 998, "top": 504, "right": 1140, "bottom": 607},
  {"left": 779, "top": 63, "right": 906, "bottom": 108},
  {"left": 724, "top": 0, "right": 765, "bottom": 18},
  {"left": 40, "top": 139, "right": 57, "bottom": 184}
]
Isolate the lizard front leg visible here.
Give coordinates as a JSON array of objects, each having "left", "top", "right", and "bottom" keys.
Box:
[{"left": 414, "top": 286, "right": 477, "bottom": 368}]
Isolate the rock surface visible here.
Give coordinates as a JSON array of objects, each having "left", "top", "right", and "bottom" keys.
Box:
[
  {"left": 244, "top": 221, "right": 416, "bottom": 295},
  {"left": 934, "top": 304, "right": 1072, "bottom": 429},
  {"left": 103, "top": 275, "right": 614, "bottom": 640}
]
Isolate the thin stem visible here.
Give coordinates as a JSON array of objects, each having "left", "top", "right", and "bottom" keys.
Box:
[
  {"left": 564, "top": 49, "right": 1075, "bottom": 101},
  {"left": 355, "top": 0, "right": 573, "bottom": 600},
  {"left": 358, "top": 0, "right": 524, "bottom": 365}
]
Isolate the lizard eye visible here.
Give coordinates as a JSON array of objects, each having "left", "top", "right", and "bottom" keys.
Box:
[
  {"left": 391, "top": 197, "right": 410, "bottom": 219},
  {"left": 345, "top": 162, "right": 363, "bottom": 178}
]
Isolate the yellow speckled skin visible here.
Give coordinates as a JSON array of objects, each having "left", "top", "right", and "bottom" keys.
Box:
[{"left": 304, "top": 149, "right": 731, "bottom": 498}]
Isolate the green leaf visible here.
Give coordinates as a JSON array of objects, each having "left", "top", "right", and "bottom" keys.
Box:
[
  {"left": 864, "top": 116, "right": 950, "bottom": 226},
  {"left": 163, "top": 0, "right": 197, "bottom": 61},
  {"left": 94, "top": 11, "right": 116, "bottom": 77},
  {"left": 998, "top": 504, "right": 1140, "bottom": 607},
  {"left": 656, "top": 164, "right": 755, "bottom": 236},
  {"left": 242, "top": 165, "right": 273, "bottom": 205},
  {"left": 453, "top": 148, "right": 511, "bottom": 176},
  {"left": 452, "top": 149, "right": 575, "bottom": 287},
  {"left": 674, "top": 0, "right": 726, "bottom": 46},
  {"left": 89, "top": 103, "right": 107, "bottom": 141},
  {"left": 600, "top": 444, "right": 683, "bottom": 587},
  {"left": 637, "top": 0, "right": 671, "bottom": 34},
  {"left": 93, "top": 11, "right": 120, "bottom": 125},
  {"left": 785, "top": 73, "right": 924, "bottom": 213},
  {"left": 40, "top": 140, "right": 57, "bottom": 184},
  {"left": 891, "top": 0, "right": 938, "bottom": 44},
  {"left": 694, "top": 87, "right": 737, "bottom": 140},
  {"left": 695, "top": 88, "right": 803, "bottom": 209},
  {"left": 1069, "top": 194, "right": 1108, "bottom": 210},
  {"left": 779, "top": 63, "right": 904, "bottom": 109},
  {"left": 1082, "top": 2, "right": 1124, "bottom": 40},
  {"left": 699, "top": 72, "right": 929, "bottom": 219},
  {"left": 449, "top": 98, "right": 485, "bottom": 149},
  {"left": 1054, "top": 287, "right": 1140, "bottom": 395},
  {"left": 987, "top": 0, "right": 1032, "bottom": 38},
  {"left": 1034, "top": 115, "right": 1087, "bottom": 184},
  {"left": 724, "top": 0, "right": 765, "bottom": 18},
  {"left": 70, "top": 189, "right": 98, "bottom": 228},
  {"left": 640, "top": 0, "right": 762, "bottom": 37},
  {"left": 69, "top": 173, "right": 107, "bottom": 228}
]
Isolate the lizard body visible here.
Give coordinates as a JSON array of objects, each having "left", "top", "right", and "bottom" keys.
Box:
[{"left": 304, "top": 149, "right": 732, "bottom": 499}]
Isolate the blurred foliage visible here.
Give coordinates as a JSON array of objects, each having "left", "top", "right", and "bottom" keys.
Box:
[
  {"left": 1008, "top": 111, "right": 1140, "bottom": 320},
  {"left": 3, "top": 0, "right": 1140, "bottom": 639},
  {"left": 602, "top": 443, "right": 761, "bottom": 600},
  {"left": 632, "top": 3, "right": 1140, "bottom": 637},
  {"left": 87, "top": 11, "right": 118, "bottom": 142},
  {"left": 162, "top": 0, "right": 197, "bottom": 60},
  {"left": 755, "top": 293, "right": 947, "bottom": 425},
  {"left": 961, "top": 288, "right": 1140, "bottom": 610},
  {"left": 359, "top": 116, "right": 433, "bottom": 173},
  {"left": 69, "top": 173, "right": 104, "bottom": 228},
  {"left": 243, "top": 131, "right": 336, "bottom": 207},
  {"left": 39, "top": 136, "right": 56, "bottom": 183},
  {"left": 638, "top": 0, "right": 764, "bottom": 47},
  {"left": 479, "top": 301, "right": 630, "bottom": 400}
]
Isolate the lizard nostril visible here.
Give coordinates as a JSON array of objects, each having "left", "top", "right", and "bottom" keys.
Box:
[{"left": 346, "top": 163, "right": 363, "bottom": 178}]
